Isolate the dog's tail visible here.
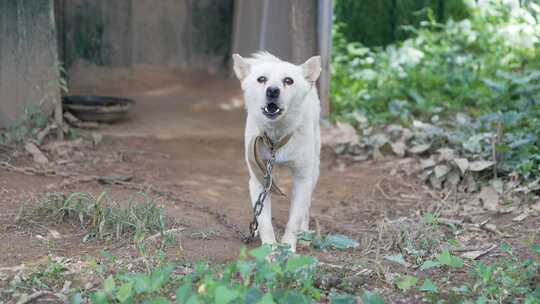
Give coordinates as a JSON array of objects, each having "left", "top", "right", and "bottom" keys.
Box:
[{"left": 246, "top": 51, "right": 281, "bottom": 64}]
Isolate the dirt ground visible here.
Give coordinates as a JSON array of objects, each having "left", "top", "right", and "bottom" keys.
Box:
[
  {"left": 1, "top": 68, "right": 393, "bottom": 262},
  {"left": 1, "top": 68, "right": 538, "bottom": 302}
]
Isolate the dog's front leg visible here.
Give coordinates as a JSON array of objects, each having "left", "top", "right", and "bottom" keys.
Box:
[
  {"left": 249, "top": 177, "right": 276, "bottom": 244},
  {"left": 282, "top": 177, "right": 312, "bottom": 252}
]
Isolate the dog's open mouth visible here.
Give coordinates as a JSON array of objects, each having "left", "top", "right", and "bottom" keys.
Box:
[{"left": 262, "top": 102, "right": 283, "bottom": 119}]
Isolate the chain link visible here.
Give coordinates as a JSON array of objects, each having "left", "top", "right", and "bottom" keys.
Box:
[{"left": 244, "top": 150, "right": 276, "bottom": 243}]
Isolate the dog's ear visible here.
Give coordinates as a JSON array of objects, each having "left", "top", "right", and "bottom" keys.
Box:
[
  {"left": 232, "top": 54, "right": 250, "bottom": 81},
  {"left": 301, "top": 56, "right": 322, "bottom": 82}
]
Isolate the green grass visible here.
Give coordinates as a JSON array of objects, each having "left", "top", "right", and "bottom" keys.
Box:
[{"left": 18, "top": 191, "right": 167, "bottom": 243}]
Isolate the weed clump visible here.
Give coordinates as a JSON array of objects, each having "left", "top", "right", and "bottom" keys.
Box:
[{"left": 18, "top": 191, "right": 166, "bottom": 242}]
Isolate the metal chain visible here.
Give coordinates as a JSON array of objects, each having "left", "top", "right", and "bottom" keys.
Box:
[{"left": 244, "top": 149, "right": 276, "bottom": 243}]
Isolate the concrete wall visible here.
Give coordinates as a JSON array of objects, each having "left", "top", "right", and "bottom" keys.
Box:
[
  {"left": 0, "top": 0, "right": 61, "bottom": 127},
  {"left": 231, "top": 0, "right": 318, "bottom": 64},
  {"left": 59, "top": 0, "right": 233, "bottom": 71}
]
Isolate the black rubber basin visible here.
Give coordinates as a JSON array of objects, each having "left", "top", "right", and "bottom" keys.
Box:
[{"left": 62, "top": 95, "right": 135, "bottom": 123}]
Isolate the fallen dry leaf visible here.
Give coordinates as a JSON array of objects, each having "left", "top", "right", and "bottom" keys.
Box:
[
  {"left": 531, "top": 200, "right": 540, "bottom": 212},
  {"left": 461, "top": 174, "right": 479, "bottom": 193},
  {"left": 434, "top": 164, "right": 451, "bottom": 179},
  {"left": 478, "top": 186, "right": 500, "bottom": 212},
  {"left": 44, "top": 138, "right": 85, "bottom": 157},
  {"left": 512, "top": 212, "right": 529, "bottom": 222},
  {"left": 446, "top": 170, "right": 461, "bottom": 186},
  {"left": 420, "top": 157, "right": 437, "bottom": 170},
  {"left": 461, "top": 245, "right": 496, "bottom": 260},
  {"left": 469, "top": 160, "right": 496, "bottom": 172},
  {"left": 437, "top": 148, "right": 455, "bottom": 161},
  {"left": 429, "top": 175, "right": 444, "bottom": 189},
  {"left": 391, "top": 142, "right": 406, "bottom": 157},
  {"left": 454, "top": 158, "right": 469, "bottom": 175},
  {"left": 48, "top": 229, "right": 62, "bottom": 239},
  {"left": 25, "top": 142, "right": 49, "bottom": 164},
  {"left": 321, "top": 121, "right": 359, "bottom": 147},
  {"left": 481, "top": 222, "right": 504, "bottom": 236},
  {"left": 408, "top": 143, "right": 431, "bottom": 154},
  {"left": 491, "top": 179, "right": 504, "bottom": 194}
]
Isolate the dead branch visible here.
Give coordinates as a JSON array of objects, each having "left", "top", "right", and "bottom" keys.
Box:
[
  {"left": 146, "top": 228, "right": 185, "bottom": 242},
  {"left": 16, "top": 291, "right": 68, "bottom": 304}
]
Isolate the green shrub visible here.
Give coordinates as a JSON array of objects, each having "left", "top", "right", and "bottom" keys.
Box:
[
  {"left": 334, "top": 0, "right": 468, "bottom": 47},
  {"left": 331, "top": 0, "right": 540, "bottom": 181},
  {"left": 422, "top": 244, "right": 540, "bottom": 303},
  {"left": 82, "top": 245, "right": 384, "bottom": 304}
]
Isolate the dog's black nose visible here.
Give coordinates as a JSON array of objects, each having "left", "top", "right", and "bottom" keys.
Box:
[{"left": 266, "top": 86, "right": 280, "bottom": 99}]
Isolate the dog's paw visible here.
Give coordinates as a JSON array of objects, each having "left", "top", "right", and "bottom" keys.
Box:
[{"left": 281, "top": 236, "right": 297, "bottom": 253}]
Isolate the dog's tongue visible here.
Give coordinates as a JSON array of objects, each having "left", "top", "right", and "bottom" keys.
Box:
[{"left": 266, "top": 102, "right": 279, "bottom": 114}]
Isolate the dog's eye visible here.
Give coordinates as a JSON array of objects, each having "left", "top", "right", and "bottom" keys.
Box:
[
  {"left": 257, "top": 76, "right": 267, "bottom": 83},
  {"left": 283, "top": 77, "right": 294, "bottom": 86}
]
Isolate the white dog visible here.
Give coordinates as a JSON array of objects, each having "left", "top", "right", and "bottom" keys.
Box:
[{"left": 232, "top": 51, "right": 321, "bottom": 252}]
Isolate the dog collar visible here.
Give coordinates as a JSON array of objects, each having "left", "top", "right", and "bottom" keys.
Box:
[{"left": 247, "top": 132, "right": 293, "bottom": 196}]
